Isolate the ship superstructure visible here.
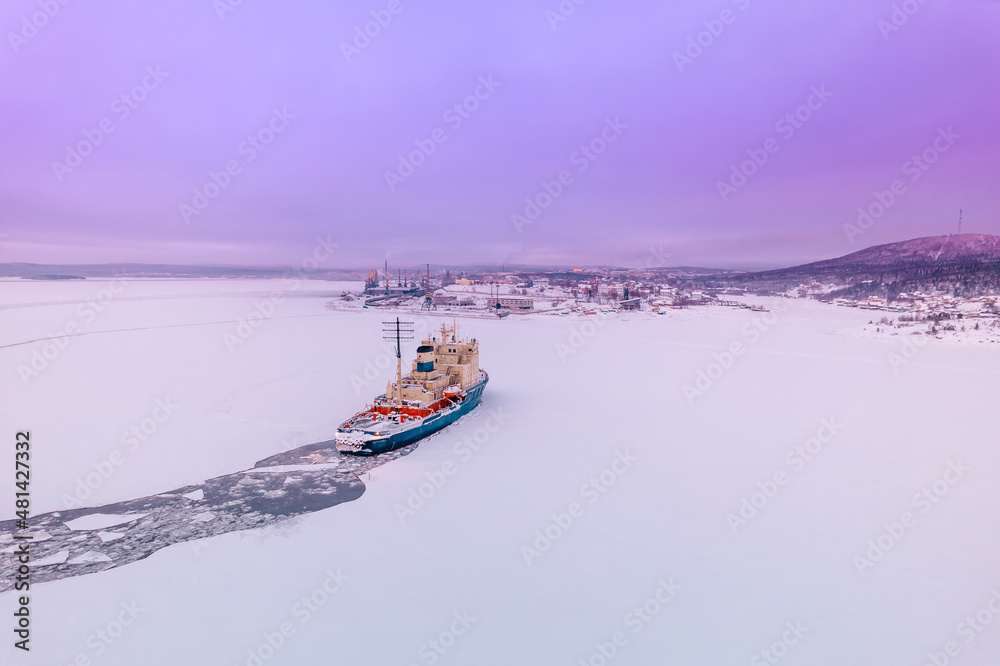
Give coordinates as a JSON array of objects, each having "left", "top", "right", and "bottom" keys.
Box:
[{"left": 336, "top": 319, "right": 488, "bottom": 455}]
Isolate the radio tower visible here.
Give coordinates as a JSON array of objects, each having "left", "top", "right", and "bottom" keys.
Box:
[{"left": 958, "top": 209, "right": 963, "bottom": 235}]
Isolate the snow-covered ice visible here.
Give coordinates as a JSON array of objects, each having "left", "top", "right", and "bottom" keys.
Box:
[
  {"left": 67, "top": 551, "right": 113, "bottom": 564},
  {"left": 34, "top": 550, "right": 70, "bottom": 567},
  {"left": 97, "top": 532, "right": 125, "bottom": 542},
  {"left": 63, "top": 514, "right": 148, "bottom": 531},
  {"left": 1, "top": 278, "right": 999, "bottom": 665}
]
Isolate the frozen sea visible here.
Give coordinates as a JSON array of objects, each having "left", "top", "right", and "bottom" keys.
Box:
[{"left": 1, "top": 278, "right": 999, "bottom": 665}]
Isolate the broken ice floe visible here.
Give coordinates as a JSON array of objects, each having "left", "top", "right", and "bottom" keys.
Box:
[
  {"left": 35, "top": 550, "right": 70, "bottom": 566},
  {"left": 68, "top": 551, "right": 112, "bottom": 564},
  {"left": 64, "top": 514, "right": 147, "bottom": 531},
  {"left": 0, "top": 439, "right": 414, "bottom": 591}
]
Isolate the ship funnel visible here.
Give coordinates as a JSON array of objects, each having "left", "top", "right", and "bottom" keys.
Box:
[{"left": 415, "top": 345, "right": 435, "bottom": 372}]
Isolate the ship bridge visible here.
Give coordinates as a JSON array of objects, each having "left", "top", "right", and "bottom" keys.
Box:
[{"left": 398, "top": 322, "right": 480, "bottom": 406}]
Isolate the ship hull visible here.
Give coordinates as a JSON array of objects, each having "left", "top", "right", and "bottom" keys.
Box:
[{"left": 338, "top": 374, "right": 488, "bottom": 456}]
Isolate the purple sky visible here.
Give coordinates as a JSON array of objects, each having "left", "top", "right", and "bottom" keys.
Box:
[{"left": 1, "top": 0, "right": 998, "bottom": 269}]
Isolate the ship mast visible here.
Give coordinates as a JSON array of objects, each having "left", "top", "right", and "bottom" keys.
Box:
[{"left": 382, "top": 317, "right": 413, "bottom": 410}]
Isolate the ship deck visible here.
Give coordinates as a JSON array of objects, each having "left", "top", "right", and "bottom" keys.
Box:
[
  {"left": 340, "top": 397, "right": 459, "bottom": 434},
  {"left": 339, "top": 371, "right": 487, "bottom": 436}
]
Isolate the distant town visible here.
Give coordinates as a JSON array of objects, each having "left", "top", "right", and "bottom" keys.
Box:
[
  {"left": 7, "top": 234, "right": 1000, "bottom": 326},
  {"left": 338, "top": 264, "right": 732, "bottom": 317},
  {"left": 337, "top": 263, "right": 998, "bottom": 321}
]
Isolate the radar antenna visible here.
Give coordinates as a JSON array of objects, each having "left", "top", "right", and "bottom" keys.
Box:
[{"left": 382, "top": 318, "right": 414, "bottom": 408}]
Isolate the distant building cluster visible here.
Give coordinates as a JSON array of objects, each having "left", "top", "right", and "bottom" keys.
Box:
[
  {"left": 347, "top": 264, "right": 751, "bottom": 317},
  {"left": 343, "top": 263, "right": 1000, "bottom": 323},
  {"left": 789, "top": 281, "right": 1000, "bottom": 320},
  {"left": 486, "top": 297, "right": 533, "bottom": 312}
]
